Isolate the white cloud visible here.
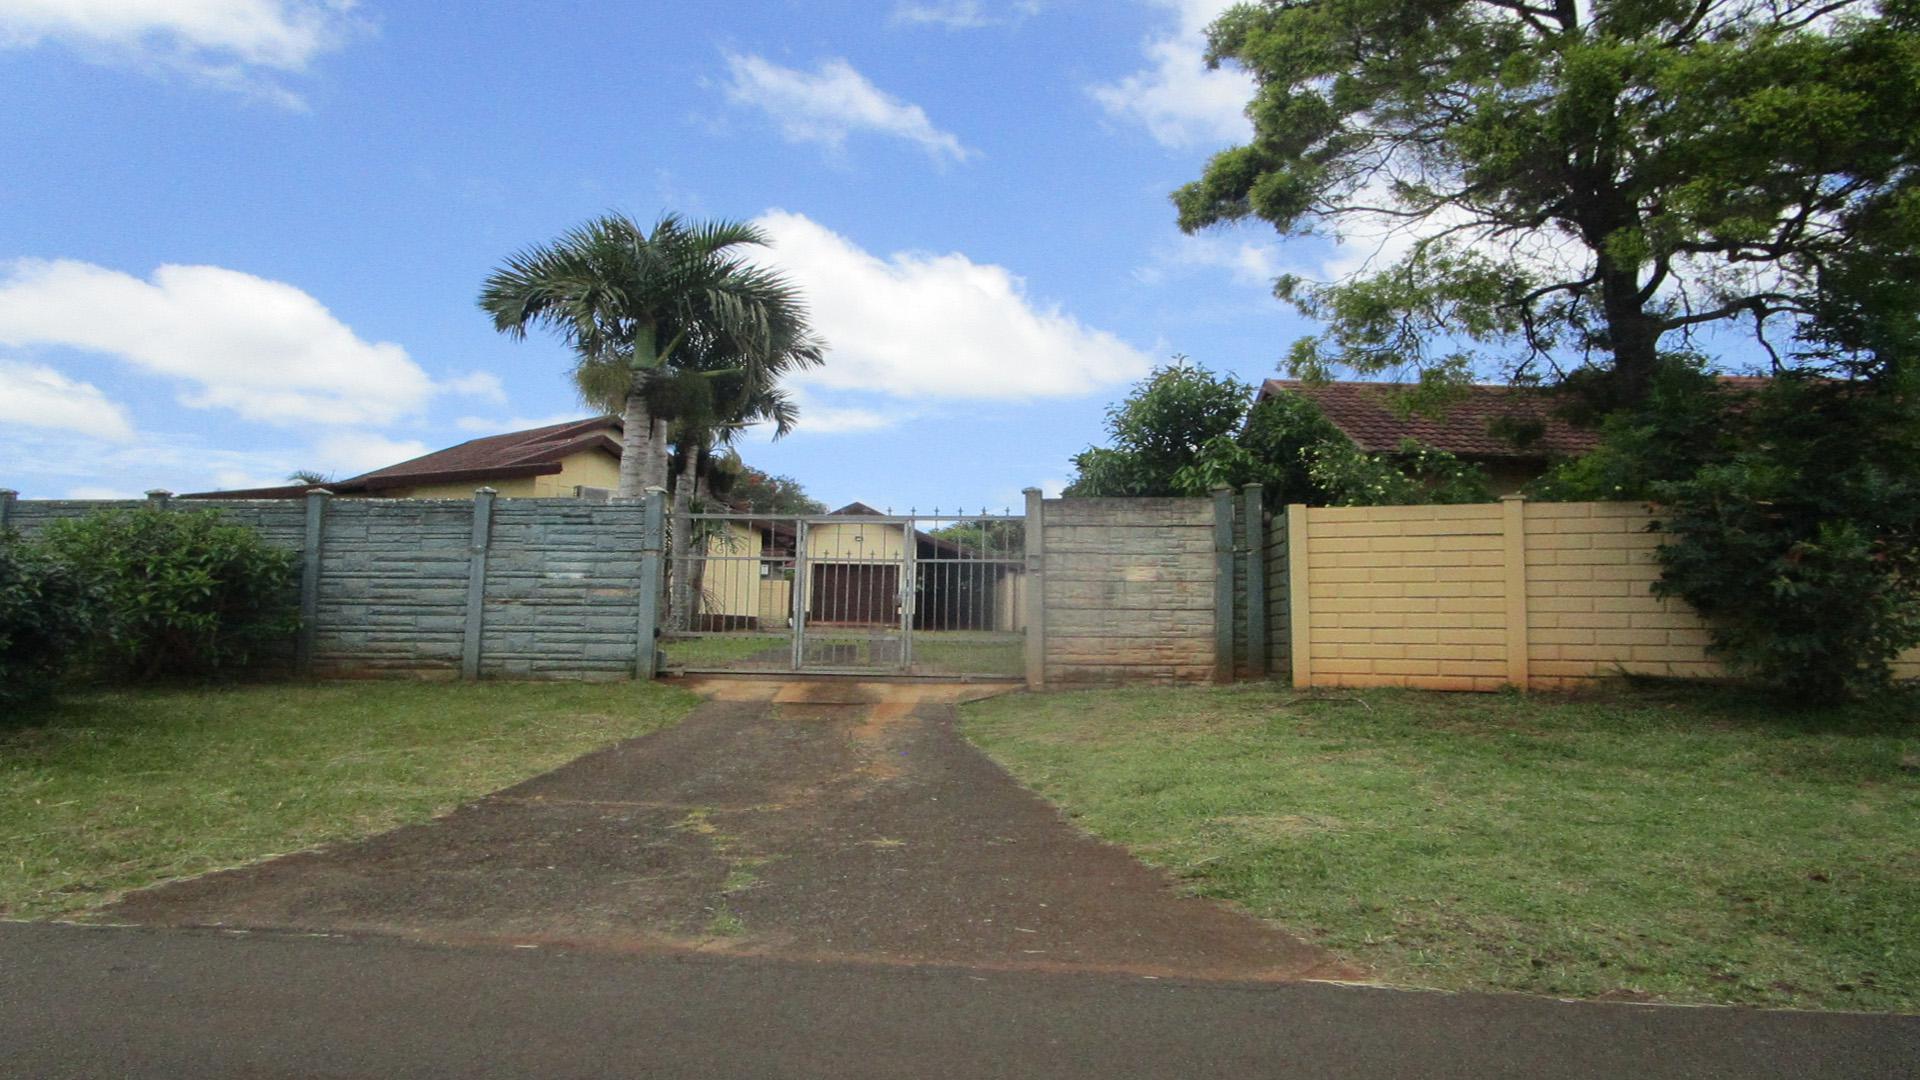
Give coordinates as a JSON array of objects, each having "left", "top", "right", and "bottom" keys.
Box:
[
  {"left": 0, "top": 0, "right": 363, "bottom": 106},
  {"left": 1136, "top": 230, "right": 1281, "bottom": 287},
  {"left": 891, "top": 1, "right": 1038, "bottom": 28},
  {"left": 0, "top": 259, "right": 434, "bottom": 428},
  {"left": 0, "top": 424, "right": 300, "bottom": 498},
  {"left": 312, "top": 431, "right": 429, "bottom": 475},
  {"left": 721, "top": 53, "right": 973, "bottom": 164},
  {"left": 753, "top": 210, "right": 1152, "bottom": 406},
  {"left": 453, "top": 412, "right": 589, "bottom": 434},
  {"left": 1090, "top": 0, "right": 1251, "bottom": 149},
  {"left": 443, "top": 370, "right": 507, "bottom": 404},
  {"left": 65, "top": 484, "right": 139, "bottom": 499},
  {"left": 0, "top": 360, "right": 135, "bottom": 440}
]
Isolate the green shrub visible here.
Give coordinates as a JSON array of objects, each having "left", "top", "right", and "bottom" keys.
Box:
[
  {"left": 36, "top": 508, "right": 298, "bottom": 680},
  {"left": 0, "top": 538, "right": 97, "bottom": 710},
  {"left": 1651, "top": 376, "right": 1920, "bottom": 701}
]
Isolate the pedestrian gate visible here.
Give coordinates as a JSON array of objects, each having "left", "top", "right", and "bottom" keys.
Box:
[{"left": 660, "top": 509, "right": 1026, "bottom": 678}]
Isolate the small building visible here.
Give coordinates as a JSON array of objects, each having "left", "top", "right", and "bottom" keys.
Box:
[
  {"left": 1257, "top": 380, "right": 1601, "bottom": 494},
  {"left": 182, "top": 417, "right": 624, "bottom": 500}
]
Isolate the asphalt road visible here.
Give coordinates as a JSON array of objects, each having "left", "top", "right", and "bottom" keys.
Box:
[{"left": 5, "top": 922, "right": 1914, "bottom": 1079}]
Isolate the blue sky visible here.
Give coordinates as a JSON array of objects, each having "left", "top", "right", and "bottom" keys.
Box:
[{"left": 0, "top": 0, "right": 1351, "bottom": 512}]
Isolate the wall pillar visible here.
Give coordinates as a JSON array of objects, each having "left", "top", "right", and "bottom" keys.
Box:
[
  {"left": 1242, "top": 484, "right": 1267, "bottom": 678},
  {"left": 1287, "top": 504, "right": 1312, "bottom": 688},
  {"left": 1211, "top": 486, "right": 1234, "bottom": 684},
  {"left": 297, "top": 489, "right": 331, "bottom": 676},
  {"left": 461, "top": 488, "right": 497, "bottom": 681},
  {"left": 0, "top": 489, "right": 15, "bottom": 531},
  {"left": 1502, "top": 495, "right": 1532, "bottom": 690},
  {"left": 1022, "top": 487, "right": 1046, "bottom": 689},
  {"left": 634, "top": 488, "right": 667, "bottom": 680}
]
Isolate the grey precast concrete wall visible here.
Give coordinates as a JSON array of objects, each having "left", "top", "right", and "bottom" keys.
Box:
[
  {"left": 1030, "top": 497, "right": 1224, "bottom": 686},
  {"left": 2, "top": 491, "right": 661, "bottom": 681}
]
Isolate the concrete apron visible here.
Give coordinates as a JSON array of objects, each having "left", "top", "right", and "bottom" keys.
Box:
[{"left": 92, "top": 678, "right": 1351, "bottom": 985}]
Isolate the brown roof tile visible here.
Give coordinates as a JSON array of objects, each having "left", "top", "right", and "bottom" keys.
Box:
[
  {"left": 181, "top": 416, "right": 622, "bottom": 499},
  {"left": 1258, "top": 380, "right": 1601, "bottom": 459}
]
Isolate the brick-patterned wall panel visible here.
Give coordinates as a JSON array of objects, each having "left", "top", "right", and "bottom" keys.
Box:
[
  {"left": 1524, "top": 501, "right": 1920, "bottom": 686},
  {"left": 6, "top": 496, "right": 657, "bottom": 680},
  {"left": 1301, "top": 504, "right": 1511, "bottom": 691},
  {"left": 1041, "top": 498, "right": 1216, "bottom": 685},
  {"left": 310, "top": 501, "right": 473, "bottom": 675},
  {"left": 480, "top": 502, "right": 648, "bottom": 679}
]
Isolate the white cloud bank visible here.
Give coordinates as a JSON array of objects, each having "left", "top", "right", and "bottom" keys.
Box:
[
  {"left": 0, "top": 359, "right": 135, "bottom": 440},
  {"left": 0, "top": 0, "right": 362, "bottom": 105},
  {"left": 0, "top": 259, "right": 434, "bottom": 428},
  {"left": 1090, "top": 0, "right": 1251, "bottom": 149},
  {"left": 753, "top": 211, "right": 1152, "bottom": 422},
  {"left": 722, "top": 54, "right": 973, "bottom": 164}
]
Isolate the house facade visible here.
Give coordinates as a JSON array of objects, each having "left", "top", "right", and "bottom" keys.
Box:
[{"left": 182, "top": 417, "right": 624, "bottom": 501}]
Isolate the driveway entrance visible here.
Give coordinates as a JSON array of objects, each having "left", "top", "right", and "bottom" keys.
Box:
[{"left": 96, "top": 680, "right": 1346, "bottom": 982}]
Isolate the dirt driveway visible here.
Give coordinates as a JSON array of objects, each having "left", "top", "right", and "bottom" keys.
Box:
[{"left": 97, "top": 679, "right": 1349, "bottom": 982}]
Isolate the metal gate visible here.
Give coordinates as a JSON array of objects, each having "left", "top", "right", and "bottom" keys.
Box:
[{"left": 660, "top": 508, "right": 1026, "bottom": 678}]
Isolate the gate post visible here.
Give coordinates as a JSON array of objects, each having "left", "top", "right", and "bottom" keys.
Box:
[
  {"left": 1023, "top": 488, "right": 1045, "bottom": 689},
  {"left": 1211, "top": 486, "right": 1235, "bottom": 684},
  {"left": 460, "top": 488, "right": 496, "bottom": 680},
  {"left": 635, "top": 488, "right": 666, "bottom": 680},
  {"left": 0, "top": 489, "right": 15, "bottom": 532},
  {"left": 1243, "top": 483, "right": 1267, "bottom": 678},
  {"left": 297, "top": 488, "right": 330, "bottom": 677},
  {"left": 791, "top": 519, "right": 810, "bottom": 671}
]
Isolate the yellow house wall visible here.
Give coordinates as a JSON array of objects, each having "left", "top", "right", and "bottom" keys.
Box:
[
  {"left": 1288, "top": 499, "right": 1920, "bottom": 692},
  {"left": 374, "top": 449, "right": 621, "bottom": 500},
  {"left": 697, "top": 522, "right": 766, "bottom": 621},
  {"left": 807, "top": 520, "right": 908, "bottom": 562}
]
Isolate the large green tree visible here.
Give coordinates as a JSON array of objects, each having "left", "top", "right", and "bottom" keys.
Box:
[
  {"left": 1176, "top": 0, "right": 1920, "bottom": 409},
  {"left": 479, "top": 213, "right": 822, "bottom": 497}
]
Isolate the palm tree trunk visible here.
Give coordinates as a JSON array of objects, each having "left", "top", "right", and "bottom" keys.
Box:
[
  {"left": 668, "top": 447, "right": 699, "bottom": 631},
  {"left": 617, "top": 391, "right": 653, "bottom": 499},
  {"left": 649, "top": 417, "right": 672, "bottom": 490}
]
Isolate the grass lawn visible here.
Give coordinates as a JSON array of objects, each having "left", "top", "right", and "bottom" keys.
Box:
[
  {"left": 962, "top": 683, "right": 1919, "bottom": 1012},
  {"left": 1, "top": 680, "right": 698, "bottom": 919}
]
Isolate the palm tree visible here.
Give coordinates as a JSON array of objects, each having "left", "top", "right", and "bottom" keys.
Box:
[
  {"left": 655, "top": 340, "right": 814, "bottom": 629},
  {"left": 478, "top": 212, "right": 821, "bottom": 497}
]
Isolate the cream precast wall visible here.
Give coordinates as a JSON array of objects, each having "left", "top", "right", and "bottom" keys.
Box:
[
  {"left": 1286, "top": 498, "right": 1920, "bottom": 691},
  {"left": 1290, "top": 503, "right": 1513, "bottom": 691}
]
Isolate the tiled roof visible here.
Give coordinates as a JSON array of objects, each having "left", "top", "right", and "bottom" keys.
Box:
[
  {"left": 1258, "top": 380, "right": 1602, "bottom": 459},
  {"left": 348, "top": 416, "right": 621, "bottom": 490},
  {"left": 182, "top": 416, "right": 621, "bottom": 498}
]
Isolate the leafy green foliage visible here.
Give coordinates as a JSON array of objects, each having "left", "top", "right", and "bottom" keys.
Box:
[
  {"left": 1065, "top": 359, "right": 1492, "bottom": 505},
  {"left": 1178, "top": 0, "right": 1920, "bottom": 408},
  {"left": 1525, "top": 357, "right": 1740, "bottom": 501},
  {"left": 0, "top": 539, "right": 97, "bottom": 711},
  {"left": 1307, "top": 439, "right": 1493, "bottom": 507},
  {"left": 1064, "top": 359, "right": 1254, "bottom": 496},
  {"left": 1650, "top": 377, "right": 1920, "bottom": 702},
  {"left": 708, "top": 459, "right": 826, "bottom": 514},
  {"left": 35, "top": 508, "right": 298, "bottom": 681}
]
